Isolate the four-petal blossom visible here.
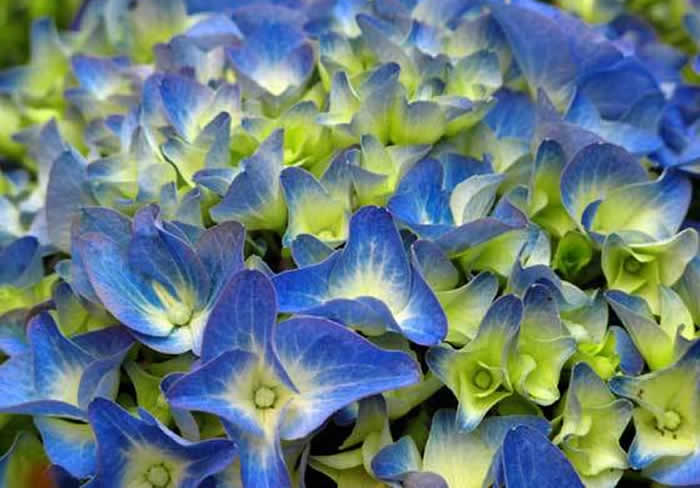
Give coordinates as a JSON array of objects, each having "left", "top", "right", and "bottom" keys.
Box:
[{"left": 166, "top": 269, "right": 421, "bottom": 488}]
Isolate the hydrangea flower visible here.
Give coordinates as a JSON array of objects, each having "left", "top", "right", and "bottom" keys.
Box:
[
  {"left": 273, "top": 206, "right": 447, "bottom": 345},
  {"left": 553, "top": 362, "right": 633, "bottom": 487},
  {"left": 610, "top": 342, "right": 700, "bottom": 486},
  {"left": 0, "top": 312, "right": 132, "bottom": 419},
  {"left": 84, "top": 398, "right": 236, "bottom": 488},
  {"left": 427, "top": 295, "right": 522, "bottom": 431},
  {"left": 165, "top": 269, "right": 421, "bottom": 487},
  {"left": 75, "top": 205, "right": 245, "bottom": 354}
]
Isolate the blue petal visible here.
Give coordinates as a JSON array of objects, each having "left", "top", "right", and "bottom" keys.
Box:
[
  {"left": 0, "top": 236, "right": 42, "bottom": 288},
  {"left": 201, "top": 269, "right": 278, "bottom": 363},
  {"left": 159, "top": 74, "right": 214, "bottom": 142},
  {"left": 388, "top": 158, "right": 453, "bottom": 231},
  {"left": 78, "top": 233, "right": 174, "bottom": 337},
  {"left": 493, "top": 425, "right": 585, "bottom": 488},
  {"left": 327, "top": 206, "right": 412, "bottom": 312},
  {"left": 0, "top": 310, "right": 28, "bottom": 356},
  {"left": 129, "top": 205, "right": 210, "bottom": 311},
  {"left": 435, "top": 218, "right": 522, "bottom": 257},
  {"left": 35, "top": 417, "right": 96, "bottom": 479},
  {"left": 304, "top": 296, "right": 401, "bottom": 337},
  {"left": 227, "top": 423, "right": 291, "bottom": 488},
  {"left": 273, "top": 255, "right": 336, "bottom": 312},
  {"left": 70, "top": 207, "right": 132, "bottom": 302},
  {"left": 185, "top": 14, "right": 243, "bottom": 46},
  {"left": 194, "top": 221, "right": 246, "bottom": 304},
  {"left": 193, "top": 167, "right": 239, "bottom": 196},
  {"left": 274, "top": 316, "right": 421, "bottom": 440},
  {"left": 29, "top": 313, "right": 94, "bottom": 405},
  {"left": 71, "top": 54, "right": 127, "bottom": 99},
  {"left": 371, "top": 436, "right": 422, "bottom": 481},
  {"left": 643, "top": 449, "right": 700, "bottom": 486},
  {"left": 160, "top": 373, "right": 200, "bottom": 442},
  {"left": 290, "top": 234, "right": 335, "bottom": 267},
  {"left": 397, "top": 265, "right": 448, "bottom": 345},
  {"left": 72, "top": 323, "right": 134, "bottom": 357},
  {"left": 210, "top": 130, "right": 287, "bottom": 232},
  {"left": 228, "top": 22, "right": 314, "bottom": 97},
  {"left": 610, "top": 326, "right": 645, "bottom": 376},
  {"left": 566, "top": 92, "right": 663, "bottom": 155},
  {"left": 491, "top": 4, "right": 620, "bottom": 110},
  {"left": 0, "top": 355, "right": 50, "bottom": 416},
  {"left": 576, "top": 59, "right": 661, "bottom": 120},
  {"left": 46, "top": 149, "right": 94, "bottom": 253},
  {"left": 442, "top": 153, "right": 493, "bottom": 193}
]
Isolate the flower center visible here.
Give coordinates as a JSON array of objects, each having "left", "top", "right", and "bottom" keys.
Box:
[
  {"left": 623, "top": 257, "right": 641, "bottom": 274},
  {"left": 145, "top": 464, "right": 171, "bottom": 488},
  {"left": 168, "top": 303, "right": 193, "bottom": 327},
  {"left": 153, "top": 282, "right": 193, "bottom": 327},
  {"left": 254, "top": 386, "right": 277, "bottom": 409},
  {"left": 473, "top": 368, "right": 493, "bottom": 391},
  {"left": 660, "top": 410, "right": 682, "bottom": 432}
]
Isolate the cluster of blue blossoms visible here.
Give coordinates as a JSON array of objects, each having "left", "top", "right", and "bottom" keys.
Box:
[{"left": 0, "top": 0, "right": 699, "bottom": 487}]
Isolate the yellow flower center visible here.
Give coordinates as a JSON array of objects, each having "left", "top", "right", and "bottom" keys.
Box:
[
  {"left": 254, "top": 386, "right": 277, "bottom": 409},
  {"left": 660, "top": 410, "right": 682, "bottom": 432},
  {"left": 153, "top": 282, "right": 193, "bottom": 327},
  {"left": 473, "top": 368, "right": 493, "bottom": 391},
  {"left": 624, "top": 257, "right": 642, "bottom": 274}
]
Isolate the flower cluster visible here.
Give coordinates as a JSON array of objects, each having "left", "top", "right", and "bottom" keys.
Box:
[{"left": 0, "top": 0, "right": 699, "bottom": 487}]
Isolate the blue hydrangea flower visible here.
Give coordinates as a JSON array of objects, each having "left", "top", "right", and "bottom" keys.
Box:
[
  {"left": 209, "top": 130, "right": 287, "bottom": 232},
  {"left": 387, "top": 155, "right": 529, "bottom": 272},
  {"left": 84, "top": 398, "right": 236, "bottom": 488},
  {"left": 165, "top": 269, "right": 421, "bottom": 487},
  {"left": 0, "top": 312, "right": 133, "bottom": 419},
  {"left": 75, "top": 205, "right": 246, "bottom": 354},
  {"left": 228, "top": 6, "right": 315, "bottom": 110},
  {"left": 273, "top": 205, "right": 448, "bottom": 345},
  {"left": 158, "top": 74, "right": 241, "bottom": 184}
]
